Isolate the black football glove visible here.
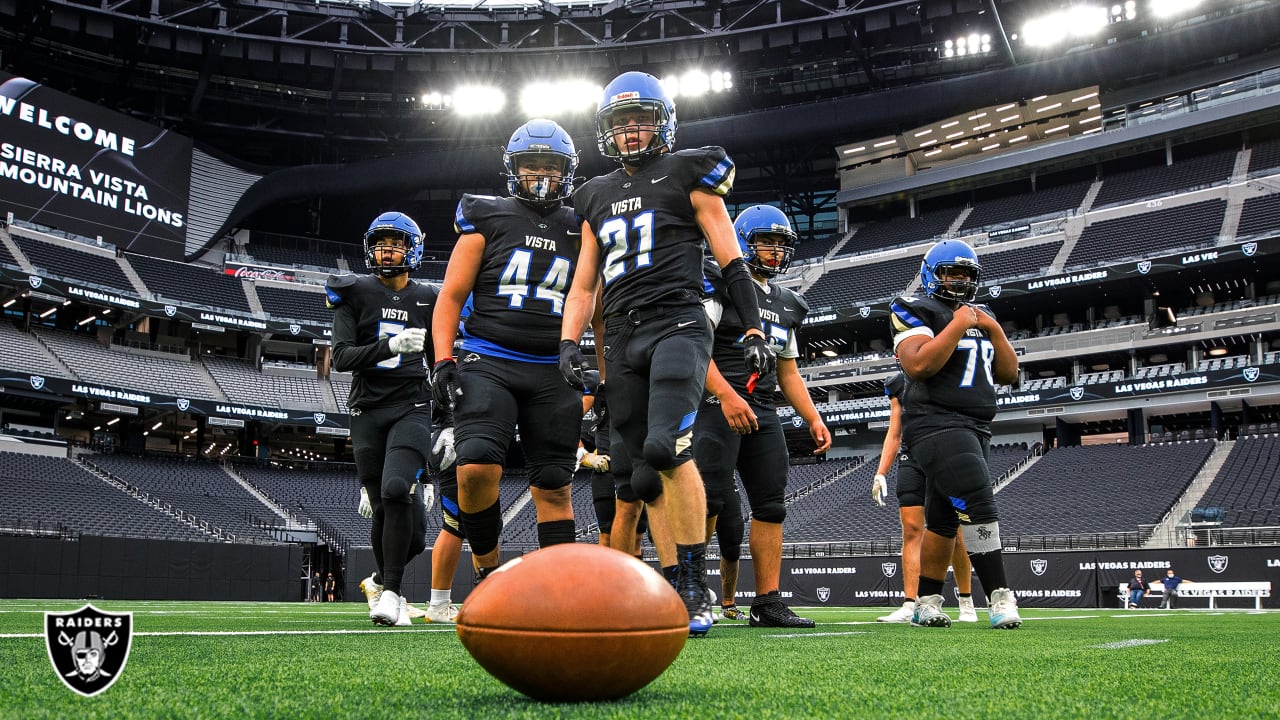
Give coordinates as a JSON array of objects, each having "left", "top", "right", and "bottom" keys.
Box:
[
  {"left": 558, "top": 340, "right": 589, "bottom": 391},
  {"left": 431, "top": 358, "right": 462, "bottom": 412},
  {"left": 742, "top": 333, "right": 776, "bottom": 378}
]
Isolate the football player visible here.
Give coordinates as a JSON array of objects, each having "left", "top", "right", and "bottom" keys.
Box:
[
  {"left": 559, "top": 71, "right": 776, "bottom": 637},
  {"left": 889, "top": 239, "right": 1022, "bottom": 629},
  {"left": 431, "top": 119, "right": 582, "bottom": 579},
  {"left": 695, "top": 204, "right": 831, "bottom": 629},
  {"left": 328, "top": 211, "right": 440, "bottom": 627},
  {"left": 872, "top": 371, "right": 978, "bottom": 623}
]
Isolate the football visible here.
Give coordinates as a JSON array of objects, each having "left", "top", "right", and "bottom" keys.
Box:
[{"left": 456, "top": 543, "right": 689, "bottom": 702}]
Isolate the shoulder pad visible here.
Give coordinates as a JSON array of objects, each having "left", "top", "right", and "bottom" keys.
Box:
[
  {"left": 781, "top": 286, "right": 809, "bottom": 314},
  {"left": 454, "top": 194, "right": 501, "bottom": 235},
  {"left": 675, "top": 146, "right": 735, "bottom": 196},
  {"left": 325, "top": 273, "right": 359, "bottom": 308}
]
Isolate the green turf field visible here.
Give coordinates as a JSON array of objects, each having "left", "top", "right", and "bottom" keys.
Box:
[{"left": 1, "top": 600, "right": 1277, "bottom": 719}]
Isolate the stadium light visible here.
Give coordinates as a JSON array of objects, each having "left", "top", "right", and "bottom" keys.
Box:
[
  {"left": 1021, "top": 5, "right": 1108, "bottom": 47},
  {"left": 1152, "top": 0, "right": 1199, "bottom": 18},
  {"left": 660, "top": 70, "right": 734, "bottom": 100},
  {"left": 942, "top": 33, "right": 992, "bottom": 58},
  {"left": 452, "top": 85, "right": 505, "bottom": 116},
  {"left": 519, "top": 80, "right": 603, "bottom": 118},
  {"left": 107, "top": 418, "right": 120, "bottom": 426}
]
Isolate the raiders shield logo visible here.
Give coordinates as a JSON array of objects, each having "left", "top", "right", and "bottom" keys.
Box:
[
  {"left": 164, "top": 305, "right": 178, "bottom": 317},
  {"left": 1030, "top": 558, "right": 1048, "bottom": 576},
  {"left": 1243, "top": 367, "right": 1260, "bottom": 382},
  {"left": 1242, "top": 241, "right": 1257, "bottom": 257},
  {"left": 881, "top": 562, "right": 898, "bottom": 578},
  {"left": 28, "top": 275, "right": 42, "bottom": 289},
  {"left": 29, "top": 375, "right": 45, "bottom": 390},
  {"left": 289, "top": 324, "right": 301, "bottom": 335},
  {"left": 45, "top": 605, "right": 132, "bottom": 697},
  {"left": 1207, "top": 554, "right": 1228, "bottom": 574},
  {"left": 791, "top": 416, "right": 804, "bottom": 428},
  {"left": 988, "top": 285, "right": 1002, "bottom": 298},
  {"left": 1137, "top": 260, "right": 1152, "bottom": 275},
  {"left": 816, "top": 587, "right": 831, "bottom": 603},
  {"left": 176, "top": 398, "right": 190, "bottom": 412},
  {"left": 1069, "top": 387, "right": 1085, "bottom": 401},
  {"left": 313, "top": 413, "right": 327, "bottom": 425},
  {"left": 858, "top": 306, "right": 871, "bottom": 319}
]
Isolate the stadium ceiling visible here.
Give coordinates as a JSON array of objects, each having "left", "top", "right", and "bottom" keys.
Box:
[{"left": 3, "top": 0, "right": 1279, "bottom": 173}]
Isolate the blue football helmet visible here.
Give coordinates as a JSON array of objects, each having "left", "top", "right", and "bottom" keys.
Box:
[
  {"left": 920, "top": 239, "right": 981, "bottom": 303},
  {"left": 595, "top": 71, "right": 677, "bottom": 164},
  {"left": 733, "top": 205, "right": 799, "bottom": 278},
  {"left": 503, "top": 119, "right": 578, "bottom": 206},
  {"left": 363, "top": 211, "right": 423, "bottom": 278}
]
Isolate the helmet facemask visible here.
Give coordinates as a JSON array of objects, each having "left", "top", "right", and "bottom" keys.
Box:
[
  {"left": 931, "top": 261, "right": 980, "bottom": 303},
  {"left": 746, "top": 231, "right": 798, "bottom": 278},
  {"left": 365, "top": 230, "right": 414, "bottom": 278},
  {"left": 598, "top": 101, "right": 672, "bottom": 164},
  {"left": 505, "top": 151, "right": 573, "bottom": 207}
]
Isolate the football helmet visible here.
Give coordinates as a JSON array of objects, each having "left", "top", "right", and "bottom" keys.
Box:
[
  {"left": 363, "top": 211, "right": 424, "bottom": 278},
  {"left": 503, "top": 119, "right": 578, "bottom": 206},
  {"left": 733, "top": 204, "right": 798, "bottom": 278},
  {"left": 920, "top": 239, "right": 980, "bottom": 304},
  {"left": 596, "top": 71, "right": 676, "bottom": 164}
]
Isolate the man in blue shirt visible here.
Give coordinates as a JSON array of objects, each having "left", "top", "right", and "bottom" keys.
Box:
[{"left": 1159, "top": 568, "right": 1193, "bottom": 609}]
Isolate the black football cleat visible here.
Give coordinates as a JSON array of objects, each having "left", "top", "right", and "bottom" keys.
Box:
[{"left": 749, "top": 591, "right": 816, "bottom": 629}]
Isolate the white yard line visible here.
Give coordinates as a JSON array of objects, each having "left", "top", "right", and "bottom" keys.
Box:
[{"left": 1090, "top": 639, "right": 1170, "bottom": 649}]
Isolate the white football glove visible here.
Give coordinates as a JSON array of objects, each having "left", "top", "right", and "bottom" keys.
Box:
[
  {"left": 432, "top": 426, "right": 456, "bottom": 470},
  {"left": 583, "top": 452, "right": 611, "bottom": 472},
  {"left": 422, "top": 482, "right": 436, "bottom": 513},
  {"left": 872, "top": 473, "right": 887, "bottom": 507},
  {"left": 358, "top": 486, "right": 373, "bottom": 518},
  {"left": 576, "top": 446, "right": 588, "bottom": 468},
  {"left": 388, "top": 327, "right": 427, "bottom": 355}
]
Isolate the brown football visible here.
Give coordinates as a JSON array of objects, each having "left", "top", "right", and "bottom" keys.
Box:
[{"left": 456, "top": 543, "right": 688, "bottom": 702}]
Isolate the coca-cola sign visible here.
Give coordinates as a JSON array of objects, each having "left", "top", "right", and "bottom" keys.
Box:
[{"left": 223, "top": 264, "right": 297, "bottom": 282}]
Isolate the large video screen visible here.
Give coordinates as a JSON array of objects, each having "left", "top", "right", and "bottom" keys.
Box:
[{"left": 0, "top": 72, "right": 192, "bottom": 261}]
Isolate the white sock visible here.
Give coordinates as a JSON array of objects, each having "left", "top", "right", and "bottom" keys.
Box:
[{"left": 430, "top": 589, "right": 451, "bottom": 606}]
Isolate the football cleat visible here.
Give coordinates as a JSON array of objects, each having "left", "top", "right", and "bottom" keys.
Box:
[
  {"left": 403, "top": 602, "right": 427, "bottom": 620},
  {"left": 394, "top": 597, "right": 412, "bottom": 627},
  {"left": 358, "top": 575, "right": 383, "bottom": 610},
  {"left": 749, "top": 591, "right": 815, "bottom": 629},
  {"left": 988, "top": 588, "right": 1022, "bottom": 630},
  {"left": 371, "top": 589, "right": 404, "bottom": 627},
  {"left": 877, "top": 602, "right": 916, "bottom": 623},
  {"left": 911, "top": 595, "right": 952, "bottom": 628},
  {"left": 425, "top": 603, "right": 460, "bottom": 624},
  {"left": 679, "top": 577, "right": 713, "bottom": 637},
  {"left": 957, "top": 595, "right": 978, "bottom": 623},
  {"left": 721, "top": 606, "right": 748, "bottom": 621}
]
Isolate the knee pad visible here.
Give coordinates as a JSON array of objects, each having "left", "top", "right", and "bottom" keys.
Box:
[
  {"left": 642, "top": 434, "right": 689, "bottom": 473},
  {"left": 593, "top": 497, "right": 616, "bottom": 534},
  {"left": 460, "top": 500, "right": 502, "bottom": 556},
  {"left": 705, "top": 496, "right": 725, "bottom": 519},
  {"left": 456, "top": 436, "right": 505, "bottom": 467},
  {"left": 380, "top": 468, "right": 420, "bottom": 504},
  {"left": 960, "top": 521, "right": 1002, "bottom": 554},
  {"left": 528, "top": 463, "right": 573, "bottom": 491},
  {"left": 750, "top": 500, "right": 786, "bottom": 525},
  {"left": 630, "top": 462, "right": 664, "bottom": 504}
]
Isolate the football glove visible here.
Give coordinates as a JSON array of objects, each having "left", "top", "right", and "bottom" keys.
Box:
[
  {"left": 388, "top": 327, "right": 427, "bottom": 355},
  {"left": 358, "top": 486, "right": 373, "bottom": 518},
  {"left": 583, "top": 452, "right": 611, "bottom": 472},
  {"left": 558, "top": 340, "right": 589, "bottom": 391},
  {"left": 422, "top": 481, "right": 436, "bottom": 513},
  {"left": 576, "top": 446, "right": 588, "bottom": 468},
  {"left": 432, "top": 426, "right": 456, "bottom": 471},
  {"left": 742, "top": 334, "right": 776, "bottom": 377},
  {"left": 872, "top": 474, "right": 887, "bottom": 507},
  {"left": 431, "top": 358, "right": 462, "bottom": 412}
]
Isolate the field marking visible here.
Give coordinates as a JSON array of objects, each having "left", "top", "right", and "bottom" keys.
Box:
[
  {"left": 0, "top": 627, "right": 457, "bottom": 639},
  {"left": 764, "top": 631, "right": 872, "bottom": 638},
  {"left": 1090, "top": 639, "right": 1170, "bottom": 649}
]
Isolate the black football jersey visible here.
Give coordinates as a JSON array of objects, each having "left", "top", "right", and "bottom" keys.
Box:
[
  {"left": 889, "top": 293, "right": 999, "bottom": 440},
  {"left": 326, "top": 273, "right": 438, "bottom": 410},
  {"left": 453, "top": 195, "right": 579, "bottom": 358},
  {"left": 884, "top": 372, "right": 910, "bottom": 452},
  {"left": 706, "top": 279, "right": 807, "bottom": 414},
  {"left": 573, "top": 147, "right": 735, "bottom": 317}
]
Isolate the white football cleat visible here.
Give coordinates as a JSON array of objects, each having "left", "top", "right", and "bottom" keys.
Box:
[
  {"left": 358, "top": 575, "right": 383, "bottom": 610},
  {"left": 371, "top": 589, "right": 403, "bottom": 626},
  {"left": 425, "top": 603, "right": 460, "bottom": 624},
  {"left": 988, "top": 588, "right": 1022, "bottom": 630},
  {"left": 877, "top": 602, "right": 916, "bottom": 623},
  {"left": 957, "top": 595, "right": 978, "bottom": 623},
  {"left": 403, "top": 602, "right": 427, "bottom": 620},
  {"left": 911, "top": 595, "right": 952, "bottom": 628}
]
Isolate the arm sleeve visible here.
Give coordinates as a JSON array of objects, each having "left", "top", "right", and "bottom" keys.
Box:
[
  {"left": 330, "top": 303, "right": 395, "bottom": 372},
  {"left": 721, "top": 257, "right": 762, "bottom": 332}
]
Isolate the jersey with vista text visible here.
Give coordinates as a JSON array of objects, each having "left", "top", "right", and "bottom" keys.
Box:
[
  {"left": 889, "top": 293, "right": 998, "bottom": 441},
  {"left": 454, "top": 195, "right": 579, "bottom": 359},
  {"left": 326, "top": 273, "right": 438, "bottom": 409},
  {"left": 572, "top": 147, "right": 734, "bottom": 317},
  {"left": 704, "top": 277, "right": 806, "bottom": 414}
]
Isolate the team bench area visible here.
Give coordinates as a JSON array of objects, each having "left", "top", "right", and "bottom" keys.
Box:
[{"left": 1116, "top": 582, "right": 1272, "bottom": 609}]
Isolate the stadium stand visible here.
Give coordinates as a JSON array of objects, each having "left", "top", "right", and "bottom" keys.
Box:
[
  {"left": 1236, "top": 193, "right": 1280, "bottom": 239},
  {"left": 330, "top": 375, "right": 353, "bottom": 414},
  {"left": 0, "top": 321, "right": 73, "bottom": 380},
  {"left": 997, "top": 442, "right": 1215, "bottom": 537},
  {"left": 85, "top": 454, "right": 282, "bottom": 543},
  {"left": 232, "top": 462, "right": 397, "bottom": 552},
  {"left": 979, "top": 240, "right": 1064, "bottom": 283},
  {"left": 790, "top": 233, "right": 841, "bottom": 264},
  {"left": 33, "top": 327, "right": 221, "bottom": 400},
  {"left": 11, "top": 236, "right": 134, "bottom": 291},
  {"left": 959, "top": 180, "right": 1093, "bottom": 233},
  {"left": 248, "top": 244, "right": 340, "bottom": 271},
  {"left": 125, "top": 253, "right": 253, "bottom": 312},
  {"left": 802, "top": 255, "right": 921, "bottom": 309},
  {"left": 1064, "top": 198, "right": 1226, "bottom": 268},
  {"left": 255, "top": 285, "right": 331, "bottom": 323},
  {"left": 837, "top": 204, "right": 964, "bottom": 258},
  {"left": 0, "top": 233, "right": 21, "bottom": 267},
  {"left": 1196, "top": 435, "right": 1280, "bottom": 528},
  {"left": 1091, "top": 148, "right": 1237, "bottom": 207},
  {"left": 0, "top": 451, "right": 210, "bottom": 540},
  {"left": 1247, "top": 137, "right": 1280, "bottom": 174},
  {"left": 203, "top": 356, "right": 326, "bottom": 410}
]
